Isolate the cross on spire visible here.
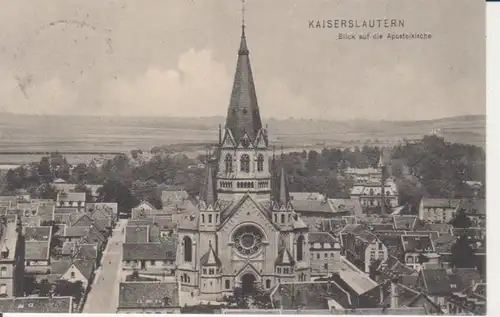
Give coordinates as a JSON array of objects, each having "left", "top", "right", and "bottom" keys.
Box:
[{"left": 241, "top": 0, "right": 246, "bottom": 32}]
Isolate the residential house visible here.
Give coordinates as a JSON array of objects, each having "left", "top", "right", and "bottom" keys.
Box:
[
  {"left": 0, "top": 296, "right": 73, "bottom": 313},
  {"left": 70, "top": 213, "right": 109, "bottom": 236},
  {"left": 50, "top": 258, "right": 95, "bottom": 289},
  {"left": 0, "top": 215, "right": 24, "bottom": 297},
  {"left": 431, "top": 234, "right": 457, "bottom": 267},
  {"left": 418, "top": 198, "right": 461, "bottom": 224},
  {"left": 399, "top": 235, "right": 438, "bottom": 271},
  {"left": 117, "top": 281, "right": 180, "bottom": 313},
  {"left": 86, "top": 202, "right": 118, "bottom": 224},
  {"left": 24, "top": 226, "right": 52, "bottom": 273},
  {"left": 344, "top": 228, "right": 389, "bottom": 273},
  {"left": 446, "top": 282, "right": 486, "bottom": 315},
  {"left": 56, "top": 192, "right": 86, "bottom": 210},
  {"left": 53, "top": 208, "right": 82, "bottom": 226},
  {"left": 36, "top": 204, "right": 56, "bottom": 225},
  {"left": 292, "top": 199, "right": 343, "bottom": 228},
  {"left": 289, "top": 192, "right": 325, "bottom": 201},
  {"left": 344, "top": 167, "right": 382, "bottom": 183},
  {"left": 122, "top": 238, "right": 177, "bottom": 278},
  {"left": 349, "top": 180, "right": 398, "bottom": 209},
  {"left": 458, "top": 199, "right": 486, "bottom": 227},
  {"left": 61, "top": 243, "right": 98, "bottom": 261},
  {"left": 392, "top": 215, "right": 417, "bottom": 231},
  {"left": 132, "top": 201, "right": 158, "bottom": 219},
  {"left": 308, "top": 232, "right": 342, "bottom": 276},
  {"left": 161, "top": 190, "right": 189, "bottom": 207},
  {"left": 415, "top": 268, "right": 482, "bottom": 312}
]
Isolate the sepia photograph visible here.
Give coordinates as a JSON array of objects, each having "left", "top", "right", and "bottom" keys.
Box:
[{"left": 0, "top": 0, "right": 487, "bottom": 314}]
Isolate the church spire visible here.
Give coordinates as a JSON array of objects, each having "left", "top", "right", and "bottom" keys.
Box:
[
  {"left": 271, "top": 166, "right": 292, "bottom": 210},
  {"left": 199, "top": 158, "right": 216, "bottom": 207},
  {"left": 225, "top": 0, "right": 262, "bottom": 143}
]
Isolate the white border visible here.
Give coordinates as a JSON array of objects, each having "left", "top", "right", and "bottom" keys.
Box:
[
  {"left": 486, "top": 2, "right": 499, "bottom": 316},
  {"left": 3, "top": 2, "right": 496, "bottom": 317}
]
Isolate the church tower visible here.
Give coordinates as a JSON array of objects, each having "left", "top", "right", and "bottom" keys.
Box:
[
  {"left": 198, "top": 160, "right": 220, "bottom": 260},
  {"left": 216, "top": 23, "right": 271, "bottom": 202}
]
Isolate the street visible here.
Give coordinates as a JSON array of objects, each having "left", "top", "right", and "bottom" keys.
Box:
[{"left": 82, "top": 219, "right": 127, "bottom": 313}]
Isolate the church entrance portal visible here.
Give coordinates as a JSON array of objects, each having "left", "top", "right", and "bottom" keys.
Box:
[{"left": 241, "top": 273, "right": 256, "bottom": 294}]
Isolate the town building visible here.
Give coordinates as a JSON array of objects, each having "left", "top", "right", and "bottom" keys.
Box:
[
  {"left": 0, "top": 215, "right": 24, "bottom": 298},
  {"left": 418, "top": 198, "right": 461, "bottom": 224}
]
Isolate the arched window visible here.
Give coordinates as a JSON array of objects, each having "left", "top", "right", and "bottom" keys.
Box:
[
  {"left": 297, "top": 235, "right": 304, "bottom": 261},
  {"left": 257, "top": 154, "right": 264, "bottom": 172},
  {"left": 225, "top": 154, "right": 233, "bottom": 173},
  {"left": 240, "top": 154, "right": 250, "bottom": 173},
  {"left": 266, "top": 279, "right": 271, "bottom": 289},
  {"left": 225, "top": 280, "right": 230, "bottom": 289},
  {"left": 369, "top": 189, "right": 374, "bottom": 196},
  {"left": 183, "top": 236, "right": 192, "bottom": 262}
]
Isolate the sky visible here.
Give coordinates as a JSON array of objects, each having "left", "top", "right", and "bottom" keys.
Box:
[{"left": 0, "top": 0, "right": 485, "bottom": 121}]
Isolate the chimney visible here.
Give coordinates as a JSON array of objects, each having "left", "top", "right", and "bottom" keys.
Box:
[{"left": 390, "top": 281, "right": 399, "bottom": 309}]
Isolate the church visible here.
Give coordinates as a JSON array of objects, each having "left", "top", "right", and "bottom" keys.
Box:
[{"left": 173, "top": 23, "right": 342, "bottom": 299}]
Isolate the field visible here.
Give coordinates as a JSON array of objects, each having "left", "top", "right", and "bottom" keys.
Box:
[{"left": 0, "top": 113, "right": 485, "bottom": 164}]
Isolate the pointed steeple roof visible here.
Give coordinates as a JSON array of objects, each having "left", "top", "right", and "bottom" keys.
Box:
[
  {"left": 271, "top": 167, "right": 292, "bottom": 210},
  {"left": 200, "top": 241, "right": 221, "bottom": 266},
  {"left": 225, "top": 25, "right": 263, "bottom": 143},
  {"left": 199, "top": 159, "right": 216, "bottom": 208},
  {"left": 275, "top": 245, "right": 295, "bottom": 266}
]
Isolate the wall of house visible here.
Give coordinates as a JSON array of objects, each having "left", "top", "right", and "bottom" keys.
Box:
[
  {"left": 309, "top": 247, "right": 342, "bottom": 276},
  {"left": 0, "top": 262, "right": 14, "bottom": 297},
  {"left": 61, "top": 264, "right": 89, "bottom": 289},
  {"left": 419, "top": 207, "right": 457, "bottom": 223},
  {"left": 364, "top": 241, "right": 388, "bottom": 273}
]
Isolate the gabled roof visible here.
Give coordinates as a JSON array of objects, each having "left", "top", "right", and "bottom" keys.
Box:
[
  {"left": 419, "top": 268, "right": 453, "bottom": 296},
  {"left": 71, "top": 259, "right": 95, "bottom": 280},
  {"left": 401, "top": 235, "right": 435, "bottom": 253},
  {"left": 25, "top": 241, "right": 50, "bottom": 260},
  {"left": 122, "top": 241, "right": 176, "bottom": 261},
  {"left": 292, "top": 199, "right": 336, "bottom": 214},
  {"left": 458, "top": 198, "right": 486, "bottom": 216},
  {"left": 421, "top": 198, "right": 460, "bottom": 209},
  {"left": 57, "top": 192, "right": 86, "bottom": 203},
  {"left": 329, "top": 199, "right": 363, "bottom": 216},
  {"left": 0, "top": 296, "right": 73, "bottom": 313},
  {"left": 125, "top": 225, "right": 149, "bottom": 243},
  {"left": 219, "top": 194, "right": 278, "bottom": 230},
  {"left": 309, "top": 232, "right": 339, "bottom": 246},
  {"left": 275, "top": 246, "right": 295, "bottom": 266},
  {"left": 392, "top": 215, "right": 417, "bottom": 230},
  {"left": 63, "top": 225, "right": 92, "bottom": 238},
  {"left": 24, "top": 226, "right": 51, "bottom": 241},
  {"left": 118, "top": 282, "right": 179, "bottom": 309}
]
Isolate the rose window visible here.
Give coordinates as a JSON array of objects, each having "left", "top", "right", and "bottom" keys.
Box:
[{"left": 232, "top": 225, "right": 264, "bottom": 256}]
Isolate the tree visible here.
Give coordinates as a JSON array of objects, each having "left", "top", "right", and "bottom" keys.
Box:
[
  {"left": 53, "top": 280, "right": 85, "bottom": 303},
  {"left": 23, "top": 274, "right": 38, "bottom": 296},
  {"left": 223, "top": 284, "right": 272, "bottom": 309},
  {"left": 36, "top": 183, "right": 58, "bottom": 200},
  {"left": 38, "top": 279, "right": 52, "bottom": 296},
  {"left": 74, "top": 183, "right": 94, "bottom": 202},
  {"left": 449, "top": 209, "right": 472, "bottom": 228},
  {"left": 97, "top": 180, "right": 139, "bottom": 218},
  {"left": 450, "top": 234, "right": 476, "bottom": 268}
]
